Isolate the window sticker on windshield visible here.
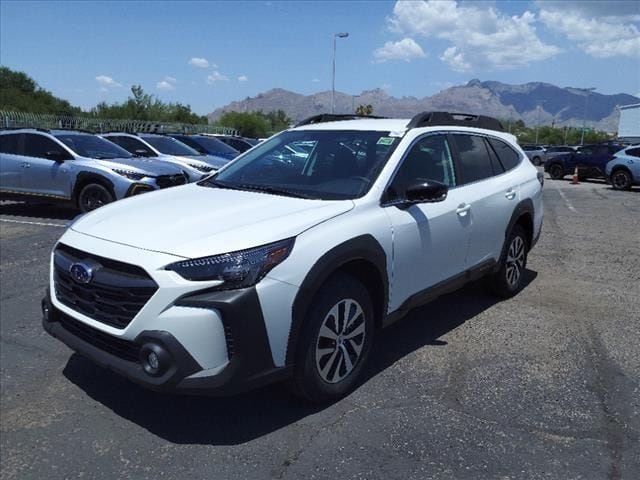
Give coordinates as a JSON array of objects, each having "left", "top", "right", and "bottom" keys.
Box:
[{"left": 377, "top": 137, "right": 394, "bottom": 145}]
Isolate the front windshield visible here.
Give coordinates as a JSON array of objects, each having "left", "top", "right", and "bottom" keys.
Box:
[
  {"left": 206, "top": 130, "right": 400, "bottom": 200},
  {"left": 189, "top": 136, "right": 239, "bottom": 155},
  {"left": 141, "top": 135, "right": 201, "bottom": 156},
  {"left": 55, "top": 134, "right": 132, "bottom": 159}
]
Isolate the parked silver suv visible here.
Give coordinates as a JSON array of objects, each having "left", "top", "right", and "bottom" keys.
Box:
[
  {"left": 0, "top": 128, "right": 187, "bottom": 212},
  {"left": 520, "top": 145, "right": 547, "bottom": 166}
]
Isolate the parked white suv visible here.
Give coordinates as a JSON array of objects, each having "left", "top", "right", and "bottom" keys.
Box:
[{"left": 43, "top": 112, "right": 543, "bottom": 402}]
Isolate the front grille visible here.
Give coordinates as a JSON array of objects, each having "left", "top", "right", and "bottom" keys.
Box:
[
  {"left": 156, "top": 173, "right": 188, "bottom": 189},
  {"left": 53, "top": 244, "right": 158, "bottom": 329},
  {"left": 57, "top": 310, "right": 140, "bottom": 362}
]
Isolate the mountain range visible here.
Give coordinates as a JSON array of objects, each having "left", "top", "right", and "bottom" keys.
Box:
[{"left": 208, "top": 80, "right": 639, "bottom": 132}]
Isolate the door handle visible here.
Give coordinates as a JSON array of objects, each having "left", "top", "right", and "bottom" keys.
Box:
[
  {"left": 505, "top": 189, "right": 516, "bottom": 200},
  {"left": 456, "top": 203, "right": 471, "bottom": 216}
]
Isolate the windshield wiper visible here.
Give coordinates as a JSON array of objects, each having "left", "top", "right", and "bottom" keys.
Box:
[
  {"left": 201, "top": 179, "right": 315, "bottom": 199},
  {"left": 234, "top": 184, "right": 316, "bottom": 199}
]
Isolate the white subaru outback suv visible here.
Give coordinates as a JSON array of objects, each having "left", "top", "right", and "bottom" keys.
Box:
[{"left": 42, "top": 112, "right": 543, "bottom": 402}]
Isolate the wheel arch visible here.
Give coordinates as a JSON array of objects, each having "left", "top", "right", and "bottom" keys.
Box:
[
  {"left": 72, "top": 172, "right": 116, "bottom": 207},
  {"left": 497, "top": 199, "right": 534, "bottom": 267},
  {"left": 286, "top": 234, "right": 388, "bottom": 366}
]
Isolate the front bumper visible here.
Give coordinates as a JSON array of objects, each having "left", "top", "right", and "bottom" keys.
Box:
[{"left": 43, "top": 285, "right": 290, "bottom": 395}]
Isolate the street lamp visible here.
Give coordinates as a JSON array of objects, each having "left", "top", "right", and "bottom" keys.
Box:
[
  {"left": 331, "top": 32, "right": 349, "bottom": 114},
  {"left": 580, "top": 87, "right": 596, "bottom": 145}
]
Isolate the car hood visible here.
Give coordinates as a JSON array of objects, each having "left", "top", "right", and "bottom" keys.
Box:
[
  {"left": 70, "top": 183, "right": 354, "bottom": 258},
  {"left": 94, "top": 157, "right": 182, "bottom": 176}
]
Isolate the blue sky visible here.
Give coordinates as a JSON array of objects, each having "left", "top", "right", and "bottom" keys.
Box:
[{"left": 1, "top": 1, "right": 639, "bottom": 115}]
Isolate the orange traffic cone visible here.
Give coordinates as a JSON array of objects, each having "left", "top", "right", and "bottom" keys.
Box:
[{"left": 571, "top": 166, "right": 580, "bottom": 185}]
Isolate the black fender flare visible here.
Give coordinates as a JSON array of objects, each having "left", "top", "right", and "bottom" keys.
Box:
[
  {"left": 285, "top": 234, "right": 388, "bottom": 365},
  {"left": 497, "top": 198, "right": 535, "bottom": 268},
  {"left": 73, "top": 172, "right": 116, "bottom": 206}
]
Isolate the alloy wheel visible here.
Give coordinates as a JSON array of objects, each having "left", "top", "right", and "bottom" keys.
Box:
[
  {"left": 315, "top": 298, "right": 366, "bottom": 384},
  {"left": 506, "top": 235, "right": 525, "bottom": 288}
]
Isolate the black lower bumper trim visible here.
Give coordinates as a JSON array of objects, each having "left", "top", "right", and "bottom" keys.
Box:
[{"left": 43, "top": 288, "right": 290, "bottom": 395}]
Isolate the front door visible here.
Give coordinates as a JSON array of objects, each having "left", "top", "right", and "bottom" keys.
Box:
[
  {"left": 21, "top": 134, "right": 72, "bottom": 199},
  {"left": 383, "top": 133, "right": 471, "bottom": 312}
]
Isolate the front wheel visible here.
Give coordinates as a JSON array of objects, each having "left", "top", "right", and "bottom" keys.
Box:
[
  {"left": 489, "top": 225, "right": 529, "bottom": 298},
  {"left": 532, "top": 156, "right": 541, "bottom": 166},
  {"left": 611, "top": 169, "right": 632, "bottom": 190},
  {"left": 77, "top": 183, "right": 115, "bottom": 212},
  {"left": 288, "top": 273, "right": 374, "bottom": 403},
  {"left": 549, "top": 164, "right": 564, "bottom": 180}
]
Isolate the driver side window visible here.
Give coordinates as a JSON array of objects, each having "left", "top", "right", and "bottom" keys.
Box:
[{"left": 387, "top": 134, "right": 456, "bottom": 200}]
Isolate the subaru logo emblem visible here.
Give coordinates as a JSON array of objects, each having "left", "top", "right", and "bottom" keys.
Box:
[{"left": 69, "top": 262, "right": 94, "bottom": 284}]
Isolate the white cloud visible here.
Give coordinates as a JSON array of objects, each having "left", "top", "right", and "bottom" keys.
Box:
[
  {"left": 95, "top": 75, "right": 122, "bottom": 88},
  {"left": 539, "top": 4, "right": 640, "bottom": 58},
  {"left": 312, "top": 78, "right": 320, "bottom": 83},
  {"left": 156, "top": 76, "right": 177, "bottom": 91},
  {"left": 188, "top": 57, "right": 210, "bottom": 68},
  {"left": 207, "top": 71, "right": 229, "bottom": 83},
  {"left": 386, "top": 0, "right": 560, "bottom": 72},
  {"left": 237, "top": 75, "right": 248, "bottom": 82},
  {"left": 373, "top": 38, "right": 426, "bottom": 63}
]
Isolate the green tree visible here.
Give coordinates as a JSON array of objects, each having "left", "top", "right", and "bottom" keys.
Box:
[
  {"left": 0, "top": 66, "right": 82, "bottom": 115},
  {"left": 214, "top": 110, "right": 292, "bottom": 137},
  {"left": 355, "top": 104, "right": 374, "bottom": 116}
]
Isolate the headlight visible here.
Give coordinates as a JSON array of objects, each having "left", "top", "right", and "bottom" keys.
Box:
[
  {"left": 166, "top": 238, "right": 295, "bottom": 286},
  {"left": 112, "top": 168, "right": 146, "bottom": 180},
  {"left": 188, "top": 163, "right": 215, "bottom": 173}
]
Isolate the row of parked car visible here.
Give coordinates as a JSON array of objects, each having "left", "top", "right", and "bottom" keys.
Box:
[
  {"left": 521, "top": 142, "right": 640, "bottom": 190},
  {"left": 0, "top": 128, "right": 260, "bottom": 211}
]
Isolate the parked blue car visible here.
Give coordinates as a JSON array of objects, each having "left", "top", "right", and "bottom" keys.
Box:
[
  {"left": 544, "top": 143, "right": 623, "bottom": 180},
  {"left": 605, "top": 144, "right": 640, "bottom": 190}
]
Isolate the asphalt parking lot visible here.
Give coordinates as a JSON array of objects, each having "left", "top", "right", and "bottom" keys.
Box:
[{"left": 1, "top": 176, "right": 639, "bottom": 480}]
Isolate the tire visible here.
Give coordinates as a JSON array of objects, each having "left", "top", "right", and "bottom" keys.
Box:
[
  {"left": 489, "top": 224, "right": 529, "bottom": 298},
  {"left": 532, "top": 156, "right": 541, "bottom": 166},
  {"left": 611, "top": 169, "right": 632, "bottom": 191},
  {"left": 288, "top": 272, "right": 375, "bottom": 403},
  {"left": 77, "top": 183, "right": 115, "bottom": 213},
  {"left": 549, "top": 164, "right": 564, "bottom": 180}
]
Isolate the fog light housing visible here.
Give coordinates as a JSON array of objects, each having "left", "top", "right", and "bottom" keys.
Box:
[{"left": 140, "top": 343, "right": 170, "bottom": 376}]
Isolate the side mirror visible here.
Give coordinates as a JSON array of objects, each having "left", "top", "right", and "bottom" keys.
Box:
[
  {"left": 45, "top": 150, "right": 69, "bottom": 162},
  {"left": 405, "top": 180, "right": 448, "bottom": 204}
]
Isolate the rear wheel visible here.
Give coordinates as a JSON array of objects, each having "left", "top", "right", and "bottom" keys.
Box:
[
  {"left": 489, "top": 225, "right": 528, "bottom": 298},
  {"left": 288, "top": 273, "right": 374, "bottom": 403},
  {"left": 611, "top": 169, "right": 632, "bottom": 190},
  {"left": 77, "top": 183, "right": 114, "bottom": 212},
  {"left": 549, "top": 164, "right": 564, "bottom": 180},
  {"left": 532, "top": 156, "right": 542, "bottom": 166}
]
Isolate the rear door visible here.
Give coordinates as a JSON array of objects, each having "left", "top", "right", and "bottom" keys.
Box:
[
  {"left": 450, "top": 133, "right": 518, "bottom": 267},
  {"left": 21, "top": 134, "right": 73, "bottom": 198},
  {"left": 0, "top": 133, "right": 24, "bottom": 192}
]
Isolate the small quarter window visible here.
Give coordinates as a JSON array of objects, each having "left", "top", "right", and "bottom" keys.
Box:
[{"left": 488, "top": 137, "right": 521, "bottom": 171}]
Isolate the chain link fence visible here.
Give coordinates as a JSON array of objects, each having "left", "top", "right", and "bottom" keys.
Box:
[{"left": 0, "top": 110, "right": 238, "bottom": 135}]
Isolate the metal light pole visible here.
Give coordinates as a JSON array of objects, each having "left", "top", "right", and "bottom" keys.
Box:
[
  {"left": 331, "top": 32, "right": 349, "bottom": 114},
  {"left": 580, "top": 87, "right": 596, "bottom": 145},
  {"left": 534, "top": 105, "right": 541, "bottom": 145}
]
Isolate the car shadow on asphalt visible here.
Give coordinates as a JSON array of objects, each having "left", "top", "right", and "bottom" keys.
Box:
[
  {"left": 0, "top": 201, "right": 78, "bottom": 221},
  {"left": 62, "top": 270, "right": 537, "bottom": 446}
]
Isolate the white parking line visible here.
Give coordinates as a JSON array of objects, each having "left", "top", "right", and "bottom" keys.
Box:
[
  {"left": 556, "top": 188, "right": 577, "bottom": 213},
  {"left": 0, "top": 218, "right": 66, "bottom": 228}
]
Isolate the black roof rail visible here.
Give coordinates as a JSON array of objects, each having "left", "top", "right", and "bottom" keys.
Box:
[
  {"left": 407, "top": 111, "right": 504, "bottom": 132},
  {"left": 295, "top": 113, "right": 388, "bottom": 127}
]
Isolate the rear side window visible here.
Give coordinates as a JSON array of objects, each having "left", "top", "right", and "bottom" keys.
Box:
[
  {"left": 451, "top": 134, "right": 495, "bottom": 184},
  {"left": 0, "top": 133, "right": 21, "bottom": 154},
  {"left": 23, "top": 134, "right": 66, "bottom": 159},
  {"left": 626, "top": 147, "right": 640, "bottom": 158},
  {"left": 488, "top": 138, "right": 521, "bottom": 171}
]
